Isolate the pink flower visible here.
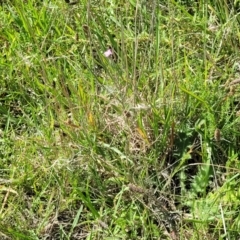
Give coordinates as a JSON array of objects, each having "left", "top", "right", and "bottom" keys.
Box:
[{"left": 104, "top": 48, "right": 113, "bottom": 58}]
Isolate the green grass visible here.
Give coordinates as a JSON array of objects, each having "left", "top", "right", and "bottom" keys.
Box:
[{"left": 1, "top": 0, "right": 240, "bottom": 239}]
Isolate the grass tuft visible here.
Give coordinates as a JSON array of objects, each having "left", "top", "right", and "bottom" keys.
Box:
[{"left": 1, "top": 0, "right": 240, "bottom": 239}]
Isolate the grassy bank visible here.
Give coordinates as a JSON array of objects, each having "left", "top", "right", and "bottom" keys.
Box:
[{"left": 1, "top": 0, "right": 240, "bottom": 239}]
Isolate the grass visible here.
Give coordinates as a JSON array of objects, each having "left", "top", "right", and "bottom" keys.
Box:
[{"left": 1, "top": 0, "right": 240, "bottom": 239}]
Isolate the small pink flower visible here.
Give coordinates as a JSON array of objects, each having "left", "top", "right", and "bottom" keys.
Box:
[{"left": 104, "top": 48, "right": 113, "bottom": 58}]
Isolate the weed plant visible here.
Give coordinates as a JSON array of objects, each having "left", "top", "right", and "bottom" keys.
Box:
[{"left": 0, "top": 0, "right": 240, "bottom": 239}]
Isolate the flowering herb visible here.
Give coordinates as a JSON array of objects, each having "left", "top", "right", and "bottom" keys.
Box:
[{"left": 104, "top": 48, "right": 114, "bottom": 58}]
